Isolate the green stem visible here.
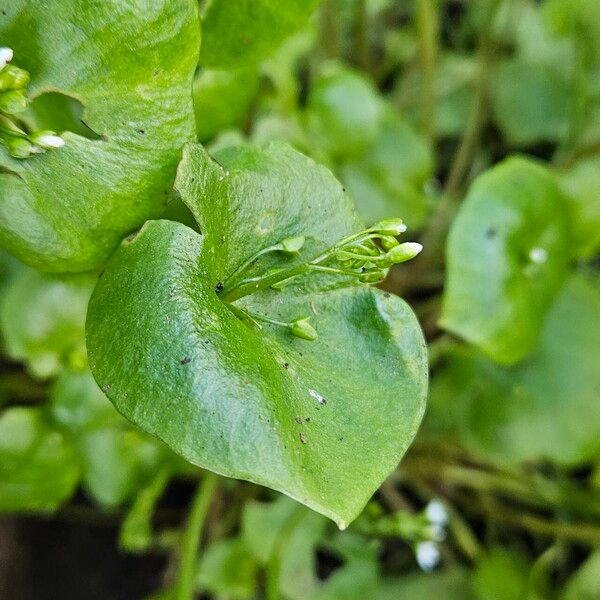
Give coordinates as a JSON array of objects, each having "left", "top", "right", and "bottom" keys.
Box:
[
  {"left": 266, "top": 505, "right": 305, "bottom": 600},
  {"left": 320, "top": 0, "right": 340, "bottom": 60},
  {"left": 415, "top": 0, "right": 438, "bottom": 144},
  {"left": 175, "top": 473, "right": 219, "bottom": 600},
  {"left": 353, "top": 0, "right": 370, "bottom": 70}
]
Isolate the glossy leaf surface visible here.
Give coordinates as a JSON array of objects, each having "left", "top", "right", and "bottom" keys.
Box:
[
  {"left": 87, "top": 142, "right": 428, "bottom": 527},
  {"left": 0, "top": 0, "right": 199, "bottom": 271}
]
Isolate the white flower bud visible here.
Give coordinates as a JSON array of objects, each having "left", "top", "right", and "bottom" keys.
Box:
[
  {"left": 529, "top": 247, "right": 548, "bottom": 264},
  {"left": 36, "top": 133, "right": 65, "bottom": 148},
  {"left": 415, "top": 541, "right": 440, "bottom": 571},
  {"left": 0, "top": 47, "right": 13, "bottom": 70},
  {"left": 425, "top": 499, "right": 448, "bottom": 527}
]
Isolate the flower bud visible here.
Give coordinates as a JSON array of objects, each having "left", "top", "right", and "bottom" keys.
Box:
[
  {"left": 291, "top": 317, "right": 318, "bottom": 341},
  {"left": 279, "top": 235, "right": 305, "bottom": 255},
  {"left": 30, "top": 130, "right": 65, "bottom": 149},
  {"left": 0, "top": 47, "right": 13, "bottom": 70},
  {"left": 381, "top": 242, "right": 422, "bottom": 267},
  {"left": 0, "top": 65, "right": 30, "bottom": 91},
  {"left": 359, "top": 270, "right": 387, "bottom": 283},
  {"left": 0, "top": 89, "right": 27, "bottom": 114},
  {"left": 372, "top": 218, "right": 407, "bottom": 236},
  {"left": 5, "top": 136, "right": 35, "bottom": 158},
  {"left": 415, "top": 541, "right": 440, "bottom": 572},
  {"left": 380, "top": 235, "right": 399, "bottom": 251}
]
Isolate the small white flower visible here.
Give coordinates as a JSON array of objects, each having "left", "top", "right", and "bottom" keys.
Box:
[
  {"left": 0, "top": 47, "right": 13, "bottom": 70},
  {"left": 402, "top": 242, "right": 423, "bottom": 256},
  {"left": 36, "top": 134, "right": 65, "bottom": 149},
  {"left": 529, "top": 247, "right": 548, "bottom": 264},
  {"left": 425, "top": 499, "right": 448, "bottom": 527},
  {"left": 415, "top": 541, "right": 440, "bottom": 572}
]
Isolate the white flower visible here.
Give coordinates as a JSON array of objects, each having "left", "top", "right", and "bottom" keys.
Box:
[
  {"left": 529, "top": 247, "right": 548, "bottom": 264},
  {"left": 0, "top": 47, "right": 13, "bottom": 70},
  {"left": 415, "top": 541, "right": 440, "bottom": 571},
  {"left": 425, "top": 499, "right": 448, "bottom": 527}
]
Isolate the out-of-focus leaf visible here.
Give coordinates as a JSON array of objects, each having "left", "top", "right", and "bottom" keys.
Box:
[
  {"left": 78, "top": 427, "right": 165, "bottom": 509},
  {"left": 0, "top": 268, "right": 94, "bottom": 378},
  {"left": 431, "top": 274, "right": 600, "bottom": 466},
  {"left": 50, "top": 368, "right": 120, "bottom": 431},
  {"left": 242, "top": 496, "right": 327, "bottom": 599},
  {"left": 193, "top": 68, "right": 260, "bottom": 142},
  {"left": 0, "top": 407, "right": 79, "bottom": 511},
  {"left": 306, "top": 67, "right": 384, "bottom": 160},
  {"left": 491, "top": 60, "right": 572, "bottom": 146},
  {"left": 558, "top": 156, "right": 600, "bottom": 258},
  {"left": 441, "top": 157, "right": 570, "bottom": 365},
  {"left": 561, "top": 550, "right": 600, "bottom": 600},
  {"left": 195, "top": 538, "right": 259, "bottom": 600},
  {"left": 472, "top": 548, "right": 529, "bottom": 600},
  {"left": 0, "top": 0, "right": 199, "bottom": 272},
  {"left": 199, "top": 0, "right": 318, "bottom": 68},
  {"left": 340, "top": 110, "right": 434, "bottom": 228},
  {"left": 374, "top": 568, "right": 475, "bottom": 600},
  {"left": 120, "top": 468, "right": 171, "bottom": 553}
]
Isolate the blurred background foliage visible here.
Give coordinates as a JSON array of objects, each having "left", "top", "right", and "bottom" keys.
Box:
[{"left": 1, "top": 0, "right": 600, "bottom": 598}]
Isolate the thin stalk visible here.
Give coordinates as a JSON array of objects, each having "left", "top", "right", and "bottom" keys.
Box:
[
  {"left": 175, "top": 473, "right": 219, "bottom": 600},
  {"left": 353, "top": 0, "right": 370, "bottom": 70},
  {"left": 320, "top": 0, "right": 340, "bottom": 60},
  {"left": 415, "top": 0, "right": 439, "bottom": 145},
  {"left": 266, "top": 505, "right": 305, "bottom": 600}
]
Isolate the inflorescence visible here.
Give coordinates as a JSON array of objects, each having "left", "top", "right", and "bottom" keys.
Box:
[
  {"left": 0, "top": 47, "right": 65, "bottom": 158},
  {"left": 218, "top": 218, "right": 422, "bottom": 341}
]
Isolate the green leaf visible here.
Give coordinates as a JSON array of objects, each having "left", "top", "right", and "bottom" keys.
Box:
[
  {"left": 193, "top": 68, "right": 260, "bottom": 142},
  {"left": 0, "top": 267, "right": 94, "bottom": 378},
  {"left": 78, "top": 426, "right": 165, "bottom": 509},
  {"left": 339, "top": 109, "right": 434, "bottom": 229},
  {"left": 491, "top": 60, "right": 573, "bottom": 146},
  {"left": 242, "top": 496, "right": 327, "bottom": 599},
  {"left": 199, "top": 0, "right": 318, "bottom": 68},
  {"left": 561, "top": 550, "right": 600, "bottom": 600},
  {"left": 472, "top": 549, "right": 529, "bottom": 600},
  {"left": 558, "top": 156, "right": 600, "bottom": 258},
  {"left": 441, "top": 157, "right": 571, "bottom": 365},
  {"left": 305, "top": 67, "right": 384, "bottom": 160},
  {"left": 431, "top": 273, "right": 600, "bottom": 466},
  {"left": 86, "top": 142, "right": 428, "bottom": 527},
  {"left": 374, "top": 569, "right": 475, "bottom": 600},
  {"left": 0, "top": 0, "right": 199, "bottom": 271},
  {"left": 120, "top": 468, "right": 171, "bottom": 553},
  {"left": 0, "top": 406, "right": 79, "bottom": 511},
  {"left": 50, "top": 368, "right": 120, "bottom": 431},
  {"left": 195, "top": 538, "right": 259, "bottom": 600}
]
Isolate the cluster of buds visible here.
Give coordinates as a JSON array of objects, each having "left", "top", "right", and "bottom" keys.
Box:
[
  {"left": 219, "top": 218, "right": 422, "bottom": 341},
  {"left": 353, "top": 498, "right": 448, "bottom": 572},
  {"left": 0, "top": 47, "right": 65, "bottom": 158}
]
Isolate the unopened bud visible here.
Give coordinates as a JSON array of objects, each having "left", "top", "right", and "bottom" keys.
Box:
[
  {"left": 380, "top": 235, "right": 399, "bottom": 251},
  {"left": 359, "top": 270, "right": 387, "bottom": 283},
  {"left": 279, "top": 235, "right": 305, "bottom": 255},
  {"left": 0, "top": 47, "right": 13, "bottom": 70},
  {"left": 30, "top": 130, "right": 65, "bottom": 149},
  {"left": 0, "top": 89, "right": 27, "bottom": 114},
  {"left": 291, "top": 317, "right": 318, "bottom": 341},
  {"left": 0, "top": 65, "right": 30, "bottom": 91},
  {"left": 5, "top": 136, "right": 35, "bottom": 158},
  {"left": 372, "top": 218, "right": 407, "bottom": 236},
  {"left": 381, "top": 242, "right": 422, "bottom": 267}
]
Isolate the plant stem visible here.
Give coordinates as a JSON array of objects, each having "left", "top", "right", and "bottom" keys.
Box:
[
  {"left": 266, "top": 505, "right": 305, "bottom": 600},
  {"left": 175, "top": 473, "right": 219, "bottom": 600},
  {"left": 320, "top": 0, "right": 340, "bottom": 60},
  {"left": 353, "top": 0, "right": 370, "bottom": 70},
  {"left": 415, "top": 0, "right": 438, "bottom": 145}
]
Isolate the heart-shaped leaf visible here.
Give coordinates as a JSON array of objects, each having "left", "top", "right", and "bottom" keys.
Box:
[
  {"left": 0, "top": 0, "right": 199, "bottom": 271},
  {"left": 441, "top": 157, "right": 571, "bottom": 365},
  {"left": 87, "top": 142, "right": 427, "bottom": 527}
]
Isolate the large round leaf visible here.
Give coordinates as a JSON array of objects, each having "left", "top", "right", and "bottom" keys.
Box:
[
  {"left": 441, "top": 157, "right": 571, "bottom": 365},
  {"left": 87, "top": 142, "right": 427, "bottom": 527},
  {"left": 0, "top": 0, "right": 199, "bottom": 272}
]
